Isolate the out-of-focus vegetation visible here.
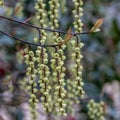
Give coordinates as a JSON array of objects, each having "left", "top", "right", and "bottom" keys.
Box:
[{"left": 0, "top": 0, "right": 120, "bottom": 120}]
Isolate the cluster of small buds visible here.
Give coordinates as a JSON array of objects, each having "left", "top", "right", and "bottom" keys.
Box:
[
  {"left": 34, "top": 0, "right": 47, "bottom": 44},
  {"left": 87, "top": 99, "right": 106, "bottom": 120},
  {"left": 0, "top": 0, "right": 4, "bottom": 7},
  {"left": 24, "top": 47, "right": 38, "bottom": 119},
  {"left": 53, "top": 33, "right": 67, "bottom": 50},
  {"left": 36, "top": 47, "right": 52, "bottom": 113},
  {"left": 51, "top": 50, "right": 67, "bottom": 116},
  {"left": 49, "top": 0, "right": 60, "bottom": 29},
  {"left": 72, "top": 0, "right": 84, "bottom": 33}
]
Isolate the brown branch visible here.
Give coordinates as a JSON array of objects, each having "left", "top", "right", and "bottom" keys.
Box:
[
  {"left": 0, "top": 15, "right": 90, "bottom": 35},
  {"left": 23, "top": 14, "right": 33, "bottom": 23},
  {"left": 0, "top": 15, "right": 95, "bottom": 48},
  {"left": 0, "top": 30, "right": 61, "bottom": 47}
]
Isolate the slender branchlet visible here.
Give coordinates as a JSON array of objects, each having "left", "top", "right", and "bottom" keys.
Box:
[
  {"left": 0, "top": 15, "right": 90, "bottom": 47},
  {"left": 87, "top": 99, "right": 106, "bottom": 120}
]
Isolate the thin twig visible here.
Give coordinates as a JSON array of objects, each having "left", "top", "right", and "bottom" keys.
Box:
[
  {"left": 0, "top": 15, "right": 90, "bottom": 35},
  {"left": 0, "top": 30, "right": 61, "bottom": 47},
  {"left": 0, "top": 30, "right": 39, "bottom": 46},
  {"left": 0, "top": 15, "right": 92, "bottom": 47}
]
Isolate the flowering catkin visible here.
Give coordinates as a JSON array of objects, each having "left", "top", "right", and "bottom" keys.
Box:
[
  {"left": 35, "top": 0, "right": 52, "bottom": 113},
  {"left": 70, "top": 0, "right": 85, "bottom": 102},
  {"left": 49, "top": 0, "right": 67, "bottom": 116},
  {"left": 36, "top": 47, "right": 52, "bottom": 113},
  {"left": 24, "top": 47, "right": 38, "bottom": 120},
  {"left": 87, "top": 100, "right": 106, "bottom": 120}
]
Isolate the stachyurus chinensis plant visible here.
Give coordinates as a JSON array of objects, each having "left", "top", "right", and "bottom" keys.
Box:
[{"left": 0, "top": 0, "right": 105, "bottom": 120}]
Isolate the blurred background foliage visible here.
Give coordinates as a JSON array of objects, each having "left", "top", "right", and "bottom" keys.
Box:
[{"left": 0, "top": 0, "right": 120, "bottom": 120}]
